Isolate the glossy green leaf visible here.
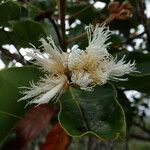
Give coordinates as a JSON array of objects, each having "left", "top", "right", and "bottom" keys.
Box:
[
  {"left": 0, "top": 67, "right": 42, "bottom": 144},
  {"left": 58, "top": 84, "right": 126, "bottom": 139},
  {"left": 113, "top": 51, "right": 150, "bottom": 94},
  {"left": 41, "top": 20, "right": 59, "bottom": 45},
  {"left": 10, "top": 20, "right": 47, "bottom": 47},
  {"left": 0, "top": 20, "right": 55, "bottom": 47}
]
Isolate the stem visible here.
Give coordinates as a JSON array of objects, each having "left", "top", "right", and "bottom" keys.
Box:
[
  {"left": 137, "top": 0, "right": 150, "bottom": 51},
  {"left": 0, "top": 47, "right": 27, "bottom": 65},
  {"left": 133, "top": 121, "right": 150, "bottom": 135},
  {"left": 0, "top": 28, "right": 27, "bottom": 65},
  {"left": 67, "top": 15, "right": 114, "bottom": 44},
  {"left": 67, "top": 32, "right": 87, "bottom": 44},
  {"left": 121, "top": 31, "right": 145, "bottom": 45},
  {"left": 58, "top": 0, "right": 67, "bottom": 50},
  {"left": 69, "top": 5, "right": 91, "bottom": 21}
]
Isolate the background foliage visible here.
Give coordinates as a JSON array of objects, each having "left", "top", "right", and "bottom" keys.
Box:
[{"left": 0, "top": 0, "right": 150, "bottom": 150}]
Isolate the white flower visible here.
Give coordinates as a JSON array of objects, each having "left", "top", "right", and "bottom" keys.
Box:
[
  {"left": 68, "top": 24, "right": 137, "bottom": 90},
  {"left": 19, "top": 36, "right": 68, "bottom": 105},
  {"left": 19, "top": 24, "right": 138, "bottom": 105}
]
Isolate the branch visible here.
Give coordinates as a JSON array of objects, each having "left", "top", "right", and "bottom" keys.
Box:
[
  {"left": 57, "top": 0, "right": 67, "bottom": 50},
  {"left": 133, "top": 121, "right": 150, "bottom": 135},
  {"left": 119, "top": 31, "right": 145, "bottom": 47},
  {"left": 137, "top": 0, "right": 150, "bottom": 50},
  {"left": 69, "top": 4, "right": 91, "bottom": 21},
  {"left": 67, "top": 15, "right": 114, "bottom": 44},
  {"left": 67, "top": 0, "right": 133, "bottom": 44},
  {"left": 0, "top": 47, "right": 27, "bottom": 65},
  {"left": 0, "top": 28, "right": 27, "bottom": 65}
]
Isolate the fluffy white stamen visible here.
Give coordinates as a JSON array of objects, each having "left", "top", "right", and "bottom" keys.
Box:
[
  {"left": 29, "top": 81, "right": 65, "bottom": 105},
  {"left": 20, "top": 24, "right": 138, "bottom": 104},
  {"left": 71, "top": 70, "right": 94, "bottom": 90},
  {"left": 20, "top": 37, "right": 68, "bottom": 105},
  {"left": 68, "top": 24, "right": 137, "bottom": 90},
  {"left": 105, "top": 56, "right": 137, "bottom": 81}
]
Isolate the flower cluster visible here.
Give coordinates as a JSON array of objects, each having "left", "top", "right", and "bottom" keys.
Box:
[{"left": 19, "top": 24, "right": 137, "bottom": 105}]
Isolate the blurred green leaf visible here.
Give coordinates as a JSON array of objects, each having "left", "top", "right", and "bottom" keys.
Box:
[
  {"left": 110, "top": 18, "right": 138, "bottom": 38},
  {"left": 116, "top": 51, "right": 150, "bottom": 75},
  {"left": 113, "top": 51, "right": 150, "bottom": 94},
  {"left": 68, "top": 24, "right": 88, "bottom": 49},
  {"left": 115, "top": 75, "right": 150, "bottom": 94},
  {"left": 26, "top": 4, "right": 41, "bottom": 19},
  {"left": 67, "top": 2, "right": 99, "bottom": 24},
  {"left": 0, "top": 67, "right": 42, "bottom": 144},
  {"left": 41, "top": 19, "right": 59, "bottom": 45},
  {"left": 110, "top": 34, "right": 121, "bottom": 47},
  {"left": 0, "top": 29, "right": 11, "bottom": 45},
  {"left": 30, "top": 0, "right": 53, "bottom": 11},
  {"left": 117, "top": 90, "right": 136, "bottom": 129},
  {"left": 58, "top": 84, "right": 126, "bottom": 139}
]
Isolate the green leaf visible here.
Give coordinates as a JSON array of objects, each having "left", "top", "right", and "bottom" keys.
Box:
[
  {"left": 0, "top": 29, "right": 10, "bottom": 45},
  {"left": 0, "top": 67, "right": 42, "bottom": 144},
  {"left": 0, "top": 1, "right": 28, "bottom": 26},
  {"left": 10, "top": 20, "right": 47, "bottom": 47},
  {"left": 67, "top": 2, "right": 99, "bottom": 24},
  {"left": 113, "top": 51, "right": 150, "bottom": 94},
  {"left": 41, "top": 19, "right": 59, "bottom": 45},
  {"left": 117, "top": 90, "right": 136, "bottom": 129},
  {"left": 114, "top": 75, "right": 150, "bottom": 94},
  {"left": 110, "top": 34, "right": 121, "bottom": 47},
  {"left": 26, "top": 4, "right": 41, "bottom": 19},
  {"left": 0, "top": 20, "right": 55, "bottom": 47},
  {"left": 58, "top": 84, "right": 126, "bottom": 139},
  {"left": 30, "top": 0, "right": 55, "bottom": 11}
]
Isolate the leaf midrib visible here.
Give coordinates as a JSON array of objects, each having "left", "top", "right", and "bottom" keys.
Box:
[{"left": 69, "top": 88, "right": 89, "bottom": 131}]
